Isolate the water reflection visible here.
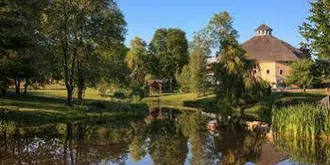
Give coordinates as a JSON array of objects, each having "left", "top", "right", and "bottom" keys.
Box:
[{"left": 0, "top": 107, "right": 328, "bottom": 165}]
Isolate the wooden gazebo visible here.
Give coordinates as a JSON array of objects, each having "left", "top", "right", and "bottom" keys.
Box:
[{"left": 147, "top": 79, "right": 163, "bottom": 95}]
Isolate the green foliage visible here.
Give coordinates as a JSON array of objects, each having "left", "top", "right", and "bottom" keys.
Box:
[
  {"left": 0, "top": 0, "right": 58, "bottom": 94},
  {"left": 42, "top": 0, "right": 127, "bottom": 104},
  {"left": 149, "top": 28, "right": 189, "bottom": 91},
  {"left": 126, "top": 37, "right": 149, "bottom": 86},
  {"left": 175, "top": 65, "right": 191, "bottom": 93},
  {"left": 287, "top": 59, "right": 321, "bottom": 90},
  {"left": 299, "top": 0, "right": 330, "bottom": 60},
  {"left": 273, "top": 104, "right": 330, "bottom": 140},
  {"left": 189, "top": 45, "right": 208, "bottom": 95},
  {"left": 213, "top": 44, "right": 258, "bottom": 104},
  {"left": 130, "top": 85, "right": 146, "bottom": 101},
  {"left": 206, "top": 12, "right": 267, "bottom": 105},
  {"left": 315, "top": 59, "right": 330, "bottom": 79},
  {"left": 207, "top": 11, "right": 238, "bottom": 50},
  {"left": 113, "top": 92, "right": 125, "bottom": 99}
]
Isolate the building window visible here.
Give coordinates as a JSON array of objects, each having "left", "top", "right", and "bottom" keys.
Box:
[
  {"left": 280, "top": 70, "right": 283, "bottom": 75},
  {"left": 266, "top": 70, "right": 270, "bottom": 74}
]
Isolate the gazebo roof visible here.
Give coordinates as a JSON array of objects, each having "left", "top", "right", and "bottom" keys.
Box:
[{"left": 147, "top": 79, "right": 163, "bottom": 86}]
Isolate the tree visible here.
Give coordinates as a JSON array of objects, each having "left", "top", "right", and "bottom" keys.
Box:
[
  {"left": 175, "top": 65, "right": 191, "bottom": 93},
  {"left": 315, "top": 59, "right": 330, "bottom": 79},
  {"left": 42, "top": 0, "right": 126, "bottom": 105},
  {"left": 300, "top": 0, "right": 330, "bottom": 60},
  {"left": 207, "top": 11, "right": 238, "bottom": 51},
  {"left": 149, "top": 28, "right": 189, "bottom": 91},
  {"left": 287, "top": 59, "right": 320, "bottom": 92},
  {"left": 206, "top": 12, "right": 259, "bottom": 104},
  {"left": 189, "top": 31, "right": 210, "bottom": 96},
  {"left": 0, "top": 0, "right": 56, "bottom": 95},
  {"left": 126, "top": 37, "right": 149, "bottom": 86}
]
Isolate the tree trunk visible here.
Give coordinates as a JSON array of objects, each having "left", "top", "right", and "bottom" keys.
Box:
[
  {"left": 24, "top": 80, "right": 29, "bottom": 94},
  {"left": 61, "top": 0, "right": 75, "bottom": 106},
  {"left": 14, "top": 79, "right": 21, "bottom": 94},
  {"left": 77, "top": 74, "right": 85, "bottom": 105},
  {"left": 303, "top": 85, "right": 306, "bottom": 93},
  {"left": 169, "top": 77, "right": 173, "bottom": 92}
]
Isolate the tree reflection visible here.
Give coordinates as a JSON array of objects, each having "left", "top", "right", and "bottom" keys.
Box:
[
  {"left": 148, "top": 119, "right": 188, "bottom": 165},
  {"left": 177, "top": 113, "right": 212, "bottom": 165},
  {"left": 130, "top": 120, "right": 147, "bottom": 161}
]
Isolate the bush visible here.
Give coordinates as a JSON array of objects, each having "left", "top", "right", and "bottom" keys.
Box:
[
  {"left": 89, "top": 101, "right": 108, "bottom": 109},
  {"left": 113, "top": 92, "right": 125, "bottom": 99},
  {"left": 98, "top": 83, "right": 110, "bottom": 97},
  {"left": 180, "top": 86, "right": 190, "bottom": 93}
]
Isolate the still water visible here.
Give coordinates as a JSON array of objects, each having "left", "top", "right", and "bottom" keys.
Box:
[{"left": 0, "top": 107, "right": 329, "bottom": 165}]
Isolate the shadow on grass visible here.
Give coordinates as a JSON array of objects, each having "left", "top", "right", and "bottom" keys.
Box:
[
  {"left": 183, "top": 96, "right": 215, "bottom": 109},
  {"left": 0, "top": 92, "right": 148, "bottom": 125}
]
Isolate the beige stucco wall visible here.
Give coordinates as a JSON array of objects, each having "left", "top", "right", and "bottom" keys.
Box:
[
  {"left": 256, "top": 62, "right": 276, "bottom": 85},
  {"left": 275, "top": 62, "right": 292, "bottom": 83},
  {"left": 255, "top": 61, "right": 293, "bottom": 86}
]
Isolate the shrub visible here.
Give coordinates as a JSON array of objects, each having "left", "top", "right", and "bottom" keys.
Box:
[{"left": 113, "top": 92, "right": 125, "bottom": 99}]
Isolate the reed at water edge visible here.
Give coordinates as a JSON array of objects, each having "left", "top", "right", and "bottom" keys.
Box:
[{"left": 272, "top": 104, "right": 330, "bottom": 140}]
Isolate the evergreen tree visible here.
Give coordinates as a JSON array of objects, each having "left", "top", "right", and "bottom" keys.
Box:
[
  {"left": 175, "top": 65, "right": 191, "bottom": 93},
  {"left": 189, "top": 32, "right": 210, "bottom": 96}
]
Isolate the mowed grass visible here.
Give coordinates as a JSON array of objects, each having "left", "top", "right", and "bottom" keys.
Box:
[
  {"left": 0, "top": 89, "right": 148, "bottom": 125},
  {"left": 143, "top": 92, "right": 215, "bottom": 108},
  {"left": 28, "top": 88, "right": 111, "bottom": 101}
]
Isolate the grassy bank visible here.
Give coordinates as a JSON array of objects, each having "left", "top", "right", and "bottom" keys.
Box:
[
  {"left": 142, "top": 93, "right": 215, "bottom": 108},
  {"left": 243, "top": 92, "right": 326, "bottom": 122},
  {"left": 0, "top": 90, "right": 148, "bottom": 125}
]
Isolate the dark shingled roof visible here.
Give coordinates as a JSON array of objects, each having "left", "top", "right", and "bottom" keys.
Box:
[
  {"left": 256, "top": 24, "right": 273, "bottom": 31},
  {"left": 242, "top": 35, "right": 307, "bottom": 61}
]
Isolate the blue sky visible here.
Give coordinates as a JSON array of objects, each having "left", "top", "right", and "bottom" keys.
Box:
[{"left": 118, "top": 0, "right": 311, "bottom": 49}]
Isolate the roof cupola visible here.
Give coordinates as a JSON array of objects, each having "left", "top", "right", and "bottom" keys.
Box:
[{"left": 256, "top": 24, "right": 272, "bottom": 36}]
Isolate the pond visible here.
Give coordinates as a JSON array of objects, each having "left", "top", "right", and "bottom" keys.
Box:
[{"left": 0, "top": 106, "right": 330, "bottom": 165}]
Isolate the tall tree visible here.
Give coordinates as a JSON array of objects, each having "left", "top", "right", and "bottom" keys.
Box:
[
  {"left": 0, "top": 0, "right": 51, "bottom": 94},
  {"left": 300, "top": 0, "right": 330, "bottom": 60},
  {"left": 148, "top": 29, "right": 167, "bottom": 78},
  {"left": 42, "top": 0, "right": 126, "bottom": 105},
  {"left": 207, "top": 11, "right": 238, "bottom": 51},
  {"left": 207, "top": 12, "right": 258, "bottom": 104},
  {"left": 189, "top": 31, "right": 210, "bottom": 96},
  {"left": 149, "top": 28, "right": 189, "bottom": 91},
  {"left": 126, "top": 37, "right": 149, "bottom": 86},
  {"left": 175, "top": 65, "right": 191, "bottom": 93}
]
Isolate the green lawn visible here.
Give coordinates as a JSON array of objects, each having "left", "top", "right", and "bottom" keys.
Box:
[
  {"left": 1, "top": 88, "right": 327, "bottom": 125},
  {"left": 142, "top": 92, "right": 215, "bottom": 108},
  {"left": 0, "top": 89, "right": 148, "bottom": 125}
]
